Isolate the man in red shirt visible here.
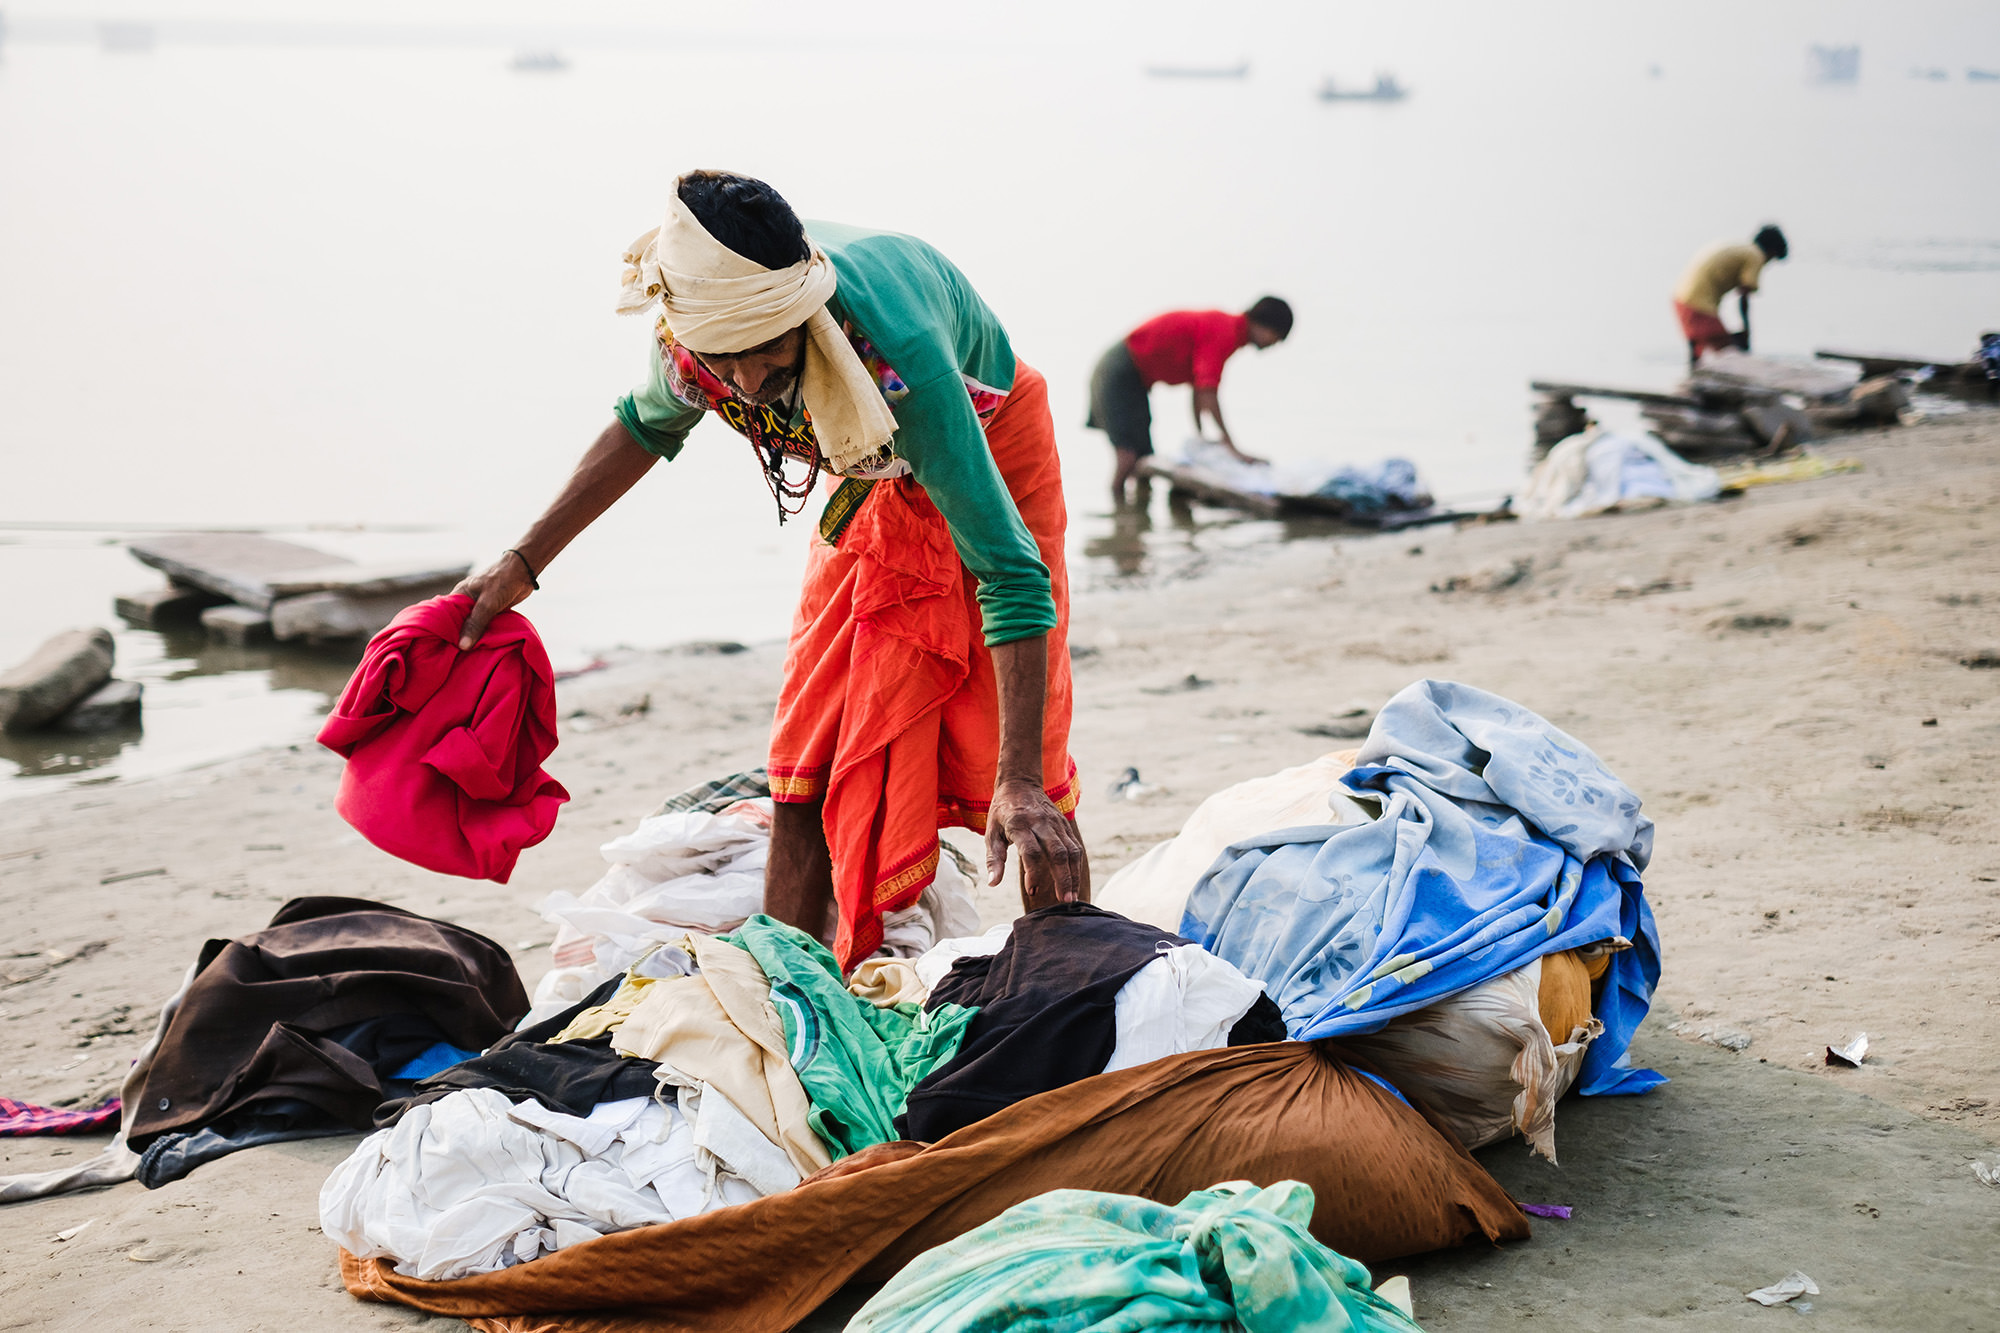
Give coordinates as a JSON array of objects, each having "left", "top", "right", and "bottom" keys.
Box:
[{"left": 1087, "top": 297, "right": 1293, "bottom": 505}]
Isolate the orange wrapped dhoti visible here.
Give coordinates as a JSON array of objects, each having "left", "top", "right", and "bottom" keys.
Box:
[{"left": 768, "top": 361, "right": 1076, "bottom": 969}]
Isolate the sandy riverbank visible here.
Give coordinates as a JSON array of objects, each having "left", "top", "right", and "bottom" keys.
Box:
[{"left": 4, "top": 413, "right": 1999, "bottom": 1330}]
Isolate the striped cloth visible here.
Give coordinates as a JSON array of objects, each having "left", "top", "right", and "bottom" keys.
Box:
[{"left": 1, "top": 1096, "right": 120, "bottom": 1136}]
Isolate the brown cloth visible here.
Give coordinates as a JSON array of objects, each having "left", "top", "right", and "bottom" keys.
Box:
[
  {"left": 339, "top": 1041, "right": 1528, "bottom": 1333},
  {"left": 1536, "top": 947, "right": 1597, "bottom": 1044},
  {"left": 127, "top": 897, "right": 528, "bottom": 1149}
]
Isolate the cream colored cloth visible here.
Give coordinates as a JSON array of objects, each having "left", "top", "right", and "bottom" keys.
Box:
[
  {"left": 1097, "top": 752, "right": 1379, "bottom": 931},
  {"left": 550, "top": 971, "right": 663, "bottom": 1044},
  {"left": 617, "top": 183, "right": 897, "bottom": 475},
  {"left": 1336, "top": 958, "right": 1601, "bottom": 1164},
  {"left": 612, "top": 935, "right": 832, "bottom": 1179},
  {"left": 848, "top": 958, "right": 928, "bottom": 1008}
]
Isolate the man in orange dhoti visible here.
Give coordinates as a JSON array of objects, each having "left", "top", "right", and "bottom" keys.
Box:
[{"left": 456, "top": 171, "right": 1085, "bottom": 968}]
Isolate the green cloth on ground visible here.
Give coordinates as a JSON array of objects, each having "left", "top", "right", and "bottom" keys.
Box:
[
  {"left": 845, "top": 1180, "right": 1427, "bottom": 1333},
  {"left": 613, "top": 222, "right": 1055, "bottom": 647},
  {"left": 722, "top": 914, "right": 975, "bottom": 1160}
]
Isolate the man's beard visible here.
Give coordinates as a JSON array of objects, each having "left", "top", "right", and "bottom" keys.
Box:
[{"left": 739, "top": 364, "right": 799, "bottom": 405}]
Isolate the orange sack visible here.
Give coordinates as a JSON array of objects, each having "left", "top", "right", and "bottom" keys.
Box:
[{"left": 768, "top": 360, "right": 1077, "bottom": 968}]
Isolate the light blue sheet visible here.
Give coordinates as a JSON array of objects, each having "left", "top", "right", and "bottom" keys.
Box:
[{"left": 1179, "top": 679, "right": 1664, "bottom": 1096}]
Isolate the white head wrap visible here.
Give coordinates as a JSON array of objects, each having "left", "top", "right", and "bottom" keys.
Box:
[{"left": 618, "top": 183, "right": 897, "bottom": 475}]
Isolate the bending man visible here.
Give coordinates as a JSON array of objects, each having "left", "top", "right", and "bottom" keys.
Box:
[
  {"left": 1087, "top": 298, "right": 1293, "bottom": 505},
  {"left": 454, "top": 170, "right": 1085, "bottom": 968},
  {"left": 1672, "top": 224, "right": 1787, "bottom": 368}
]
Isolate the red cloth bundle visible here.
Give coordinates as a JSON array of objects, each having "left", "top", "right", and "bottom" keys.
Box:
[{"left": 319, "top": 595, "right": 567, "bottom": 882}]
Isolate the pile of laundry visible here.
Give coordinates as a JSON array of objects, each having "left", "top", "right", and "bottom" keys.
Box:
[
  {"left": 523, "top": 769, "right": 982, "bottom": 1025},
  {"left": 1518, "top": 426, "right": 1721, "bottom": 521},
  {"left": 1171, "top": 439, "right": 1434, "bottom": 514},
  {"left": 1102, "top": 677, "right": 1662, "bottom": 1162},
  {"left": 319, "top": 901, "right": 1289, "bottom": 1280},
  {"left": 2, "top": 674, "right": 1664, "bottom": 1332}
]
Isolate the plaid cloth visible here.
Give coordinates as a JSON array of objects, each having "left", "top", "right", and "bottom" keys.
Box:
[
  {"left": 0, "top": 1096, "right": 121, "bottom": 1136},
  {"left": 648, "top": 769, "right": 772, "bottom": 818}
]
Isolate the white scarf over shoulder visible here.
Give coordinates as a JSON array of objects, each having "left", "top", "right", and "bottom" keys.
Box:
[{"left": 617, "top": 186, "right": 897, "bottom": 475}]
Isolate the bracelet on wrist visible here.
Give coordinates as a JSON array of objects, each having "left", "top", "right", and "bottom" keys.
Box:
[{"left": 503, "top": 548, "right": 541, "bottom": 590}]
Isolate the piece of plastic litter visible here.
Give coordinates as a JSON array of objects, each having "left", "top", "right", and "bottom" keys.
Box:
[
  {"left": 1746, "top": 1272, "right": 1820, "bottom": 1306},
  {"left": 1825, "top": 1033, "right": 1869, "bottom": 1067},
  {"left": 1373, "top": 1275, "right": 1414, "bottom": 1317},
  {"left": 1518, "top": 1202, "right": 1573, "bottom": 1219},
  {"left": 1971, "top": 1160, "right": 1999, "bottom": 1187},
  {"left": 51, "top": 1219, "right": 93, "bottom": 1242}
]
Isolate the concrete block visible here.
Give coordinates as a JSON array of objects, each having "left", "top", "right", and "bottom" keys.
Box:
[
  {"left": 263, "top": 561, "right": 471, "bottom": 602},
  {"left": 0, "top": 628, "right": 116, "bottom": 732},
  {"left": 201, "top": 603, "right": 273, "bottom": 646},
  {"left": 128, "top": 533, "right": 350, "bottom": 612},
  {"left": 271, "top": 579, "right": 460, "bottom": 644},
  {"left": 114, "top": 585, "right": 228, "bottom": 629},
  {"left": 54, "top": 678, "right": 144, "bottom": 733}
]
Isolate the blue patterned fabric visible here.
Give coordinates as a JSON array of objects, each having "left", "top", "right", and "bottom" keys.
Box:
[
  {"left": 1179, "top": 679, "right": 1664, "bottom": 1096},
  {"left": 844, "top": 1180, "right": 1424, "bottom": 1333}
]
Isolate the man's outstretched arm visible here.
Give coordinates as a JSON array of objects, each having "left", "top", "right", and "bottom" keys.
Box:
[{"left": 453, "top": 420, "right": 658, "bottom": 648}]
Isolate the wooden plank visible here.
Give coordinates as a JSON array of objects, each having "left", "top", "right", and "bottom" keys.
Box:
[
  {"left": 1815, "top": 349, "right": 1962, "bottom": 375},
  {"left": 1138, "top": 460, "right": 1282, "bottom": 516},
  {"left": 128, "top": 533, "right": 350, "bottom": 612},
  {"left": 1529, "top": 381, "right": 1702, "bottom": 408},
  {"left": 1139, "top": 459, "right": 1477, "bottom": 530}
]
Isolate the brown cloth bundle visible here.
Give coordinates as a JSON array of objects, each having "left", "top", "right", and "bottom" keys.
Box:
[
  {"left": 340, "top": 1041, "right": 1527, "bottom": 1333},
  {"left": 128, "top": 897, "right": 528, "bottom": 1147}
]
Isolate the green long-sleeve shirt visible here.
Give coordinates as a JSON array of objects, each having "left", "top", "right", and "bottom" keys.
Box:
[{"left": 614, "top": 222, "right": 1055, "bottom": 646}]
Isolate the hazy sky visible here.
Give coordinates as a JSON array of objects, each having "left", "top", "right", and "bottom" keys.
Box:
[{"left": 9, "top": 1, "right": 1998, "bottom": 73}]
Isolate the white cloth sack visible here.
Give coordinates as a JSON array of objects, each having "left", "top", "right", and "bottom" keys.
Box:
[
  {"left": 319, "top": 1089, "right": 765, "bottom": 1281},
  {"left": 1520, "top": 427, "right": 1720, "bottom": 522},
  {"left": 1334, "top": 957, "right": 1601, "bottom": 1163},
  {"left": 1097, "top": 752, "right": 1377, "bottom": 931}
]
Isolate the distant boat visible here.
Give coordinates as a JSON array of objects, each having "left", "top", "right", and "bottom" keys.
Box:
[
  {"left": 510, "top": 50, "right": 569, "bottom": 73},
  {"left": 1970, "top": 68, "right": 2000, "bottom": 82},
  {"left": 1909, "top": 66, "right": 1948, "bottom": 81},
  {"left": 1145, "top": 62, "right": 1249, "bottom": 79},
  {"left": 99, "top": 21, "right": 157, "bottom": 53},
  {"left": 1318, "top": 73, "right": 1407, "bottom": 102},
  {"left": 1806, "top": 44, "right": 1859, "bottom": 84}
]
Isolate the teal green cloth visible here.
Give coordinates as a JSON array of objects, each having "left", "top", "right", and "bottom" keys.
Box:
[
  {"left": 614, "top": 222, "right": 1055, "bottom": 647},
  {"left": 722, "top": 914, "right": 976, "bottom": 1160},
  {"left": 844, "top": 1180, "right": 1427, "bottom": 1333}
]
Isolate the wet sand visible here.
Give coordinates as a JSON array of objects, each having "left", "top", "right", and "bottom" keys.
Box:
[{"left": 4, "top": 413, "right": 1999, "bottom": 1330}]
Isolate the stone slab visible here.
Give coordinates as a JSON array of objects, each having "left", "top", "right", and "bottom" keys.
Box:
[
  {"left": 127, "top": 533, "right": 350, "bottom": 612},
  {"left": 0, "top": 627, "right": 115, "bottom": 732},
  {"left": 54, "top": 678, "right": 143, "bottom": 733},
  {"left": 262, "top": 561, "right": 471, "bottom": 601},
  {"left": 269, "top": 579, "right": 460, "bottom": 645},
  {"left": 114, "top": 584, "right": 228, "bottom": 629},
  {"left": 200, "top": 603, "right": 274, "bottom": 646}
]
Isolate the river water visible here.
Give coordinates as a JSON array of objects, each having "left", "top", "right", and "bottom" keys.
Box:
[{"left": 3, "top": 0, "right": 1997, "bottom": 789}]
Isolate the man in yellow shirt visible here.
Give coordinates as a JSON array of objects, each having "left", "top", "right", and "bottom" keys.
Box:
[{"left": 1672, "top": 225, "right": 1787, "bottom": 368}]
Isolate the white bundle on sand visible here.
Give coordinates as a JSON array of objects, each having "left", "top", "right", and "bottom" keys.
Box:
[{"left": 1521, "top": 427, "right": 1721, "bottom": 521}]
